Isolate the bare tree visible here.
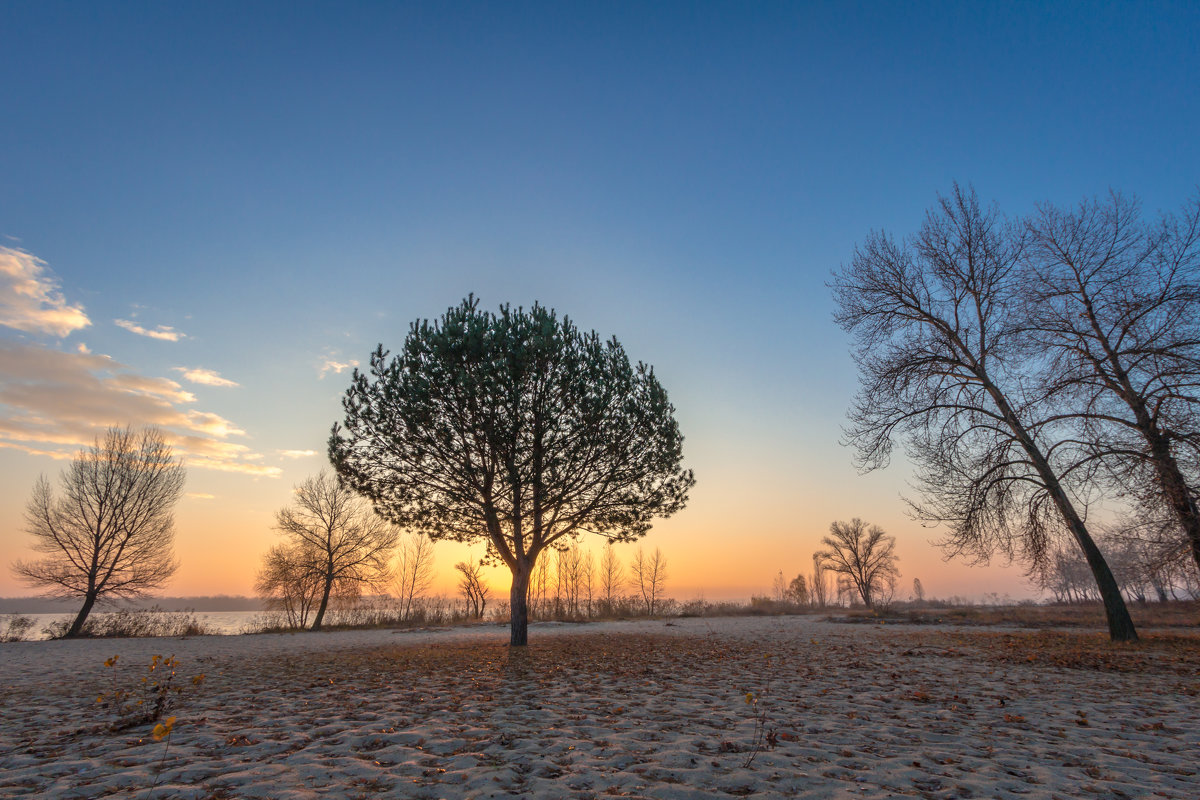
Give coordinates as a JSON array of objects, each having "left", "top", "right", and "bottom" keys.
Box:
[
  {"left": 13, "top": 426, "right": 184, "bottom": 638},
  {"left": 631, "top": 546, "right": 669, "bottom": 615},
  {"left": 911, "top": 577, "right": 925, "bottom": 604},
  {"left": 531, "top": 553, "right": 550, "bottom": 618},
  {"left": 771, "top": 570, "right": 789, "bottom": 602},
  {"left": 581, "top": 548, "right": 595, "bottom": 618},
  {"left": 456, "top": 558, "right": 489, "bottom": 618},
  {"left": 810, "top": 552, "right": 830, "bottom": 607},
  {"left": 818, "top": 519, "right": 900, "bottom": 608},
  {"left": 599, "top": 544, "right": 625, "bottom": 613},
  {"left": 832, "top": 184, "right": 1137, "bottom": 640},
  {"left": 255, "top": 543, "right": 330, "bottom": 629},
  {"left": 787, "top": 574, "right": 809, "bottom": 605},
  {"left": 274, "top": 471, "right": 397, "bottom": 631},
  {"left": 394, "top": 532, "right": 436, "bottom": 621},
  {"left": 1023, "top": 192, "right": 1200, "bottom": 576}
]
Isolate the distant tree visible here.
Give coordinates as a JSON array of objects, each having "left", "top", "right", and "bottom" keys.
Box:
[
  {"left": 13, "top": 426, "right": 184, "bottom": 638},
  {"left": 274, "top": 471, "right": 397, "bottom": 631},
  {"left": 456, "top": 558, "right": 489, "bottom": 618},
  {"left": 581, "top": 548, "right": 596, "bottom": 618},
  {"left": 394, "top": 532, "right": 436, "bottom": 621},
  {"left": 810, "top": 552, "right": 830, "bottom": 607},
  {"left": 832, "top": 184, "right": 1137, "bottom": 640},
  {"left": 818, "top": 519, "right": 900, "bottom": 608},
  {"left": 1022, "top": 192, "right": 1200, "bottom": 576},
  {"left": 787, "top": 574, "right": 809, "bottom": 605},
  {"left": 632, "top": 546, "right": 669, "bottom": 615},
  {"left": 256, "top": 543, "right": 327, "bottom": 629},
  {"left": 911, "top": 577, "right": 925, "bottom": 604},
  {"left": 599, "top": 544, "right": 625, "bottom": 614},
  {"left": 330, "top": 297, "right": 694, "bottom": 645},
  {"left": 771, "top": 570, "right": 789, "bottom": 603}
]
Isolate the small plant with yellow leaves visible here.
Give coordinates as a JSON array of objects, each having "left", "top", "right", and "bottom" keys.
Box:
[
  {"left": 741, "top": 655, "right": 777, "bottom": 768},
  {"left": 95, "top": 654, "right": 205, "bottom": 733}
]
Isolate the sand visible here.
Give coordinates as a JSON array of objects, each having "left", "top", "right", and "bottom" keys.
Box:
[{"left": 1, "top": 615, "right": 1197, "bottom": 799}]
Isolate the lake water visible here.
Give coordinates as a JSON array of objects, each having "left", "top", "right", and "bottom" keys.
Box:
[{"left": 7, "top": 610, "right": 265, "bottom": 641}]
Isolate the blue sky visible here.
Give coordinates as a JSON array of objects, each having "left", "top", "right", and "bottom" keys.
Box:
[{"left": 2, "top": 1, "right": 1198, "bottom": 599}]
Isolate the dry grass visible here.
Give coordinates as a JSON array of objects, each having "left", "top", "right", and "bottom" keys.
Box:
[{"left": 840, "top": 600, "right": 1200, "bottom": 630}]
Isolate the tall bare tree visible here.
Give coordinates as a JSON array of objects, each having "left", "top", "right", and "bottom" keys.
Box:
[
  {"left": 631, "top": 546, "right": 669, "bottom": 615},
  {"left": 255, "top": 543, "right": 327, "bottom": 629},
  {"left": 599, "top": 544, "right": 625, "bottom": 614},
  {"left": 810, "top": 552, "right": 830, "bottom": 607},
  {"left": 13, "top": 426, "right": 184, "bottom": 637},
  {"left": 455, "top": 558, "right": 489, "bottom": 618},
  {"left": 832, "top": 184, "right": 1138, "bottom": 640},
  {"left": 330, "top": 297, "right": 694, "bottom": 645},
  {"left": 787, "top": 574, "right": 809, "bottom": 605},
  {"left": 394, "top": 531, "right": 436, "bottom": 621},
  {"left": 1023, "top": 192, "right": 1200, "bottom": 575},
  {"left": 274, "top": 471, "right": 397, "bottom": 631},
  {"left": 818, "top": 519, "right": 900, "bottom": 608}
]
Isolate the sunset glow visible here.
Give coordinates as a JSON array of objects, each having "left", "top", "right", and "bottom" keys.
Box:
[{"left": 2, "top": 3, "right": 1197, "bottom": 607}]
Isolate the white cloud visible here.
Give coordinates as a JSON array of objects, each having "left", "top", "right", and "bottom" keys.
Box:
[
  {"left": 278, "top": 449, "right": 317, "bottom": 459},
  {"left": 76, "top": 342, "right": 90, "bottom": 354},
  {"left": 173, "top": 367, "right": 239, "bottom": 388},
  {"left": 115, "top": 318, "right": 186, "bottom": 341},
  {"left": 318, "top": 358, "right": 358, "bottom": 378},
  {"left": 186, "top": 492, "right": 215, "bottom": 500},
  {"left": 0, "top": 342, "right": 279, "bottom": 477},
  {"left": 0, "top": 246, "right": 91, "bottom": 337}
]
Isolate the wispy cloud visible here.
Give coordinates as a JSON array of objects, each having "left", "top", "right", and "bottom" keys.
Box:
[
  {"left": 278, "top": 449, "right": 317, "bottom": 459},
  {"left": 186, "top": 492, "right": 215, "bottom": 500},
  {"left": 173, "top": 367, "right": 239, "bottom": 388},
  {"left": 0, "top": 342, "right": 279, "bottom": 477},
  {"left": 318, "top": 358, "right": 358, "bottom": 379},
  {"left": 114, "top": 318, "right": 186, "bottom": 341},
  {"left": 0, "top": 246, "right": 91, "bottom": 337}
]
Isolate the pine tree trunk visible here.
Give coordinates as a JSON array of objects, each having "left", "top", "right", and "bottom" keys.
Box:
[
  {"left": 65, "top": 592, "right": 97, "bottom": 638},
  {"left": 509, "top": 564, "right": 531, "bottom": 647}
]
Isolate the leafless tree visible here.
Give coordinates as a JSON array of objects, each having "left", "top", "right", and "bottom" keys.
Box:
[
  {"left": 274, "top": 471, "right": 397, "bottom": 631},
  {"left": 818, "top": 519, "right": 900, "bottom": 608},
  {"left": 911, "top": 577, "right": 925, "bottom": 604},
  {"left": 255, "top": 543, "right": 328, "bottom": 629},
  {"left": 810, "top": 552, "right": 830, "bottom": 607},
  {"left": 832, "top": 184, "right": 1137, "bottom": 640},
  {"left": 787, "top": 574, "right": 809, "bottom": 605},
  {"left": 771, "top": 570, "right": 789, "bottom": 602},
  {"left": 1022, "top": 192, "right": 1200, "bottom": 576},
  {"left": 394, "top": 532, "right": 436, "bottom": 621},
  {"left": 456, "top": 558, "right": 489, "bottom": 618},
  {"left": 631, "top": 546, "right": 669, "bottom": 615},
  {"left": 599, "top": 544, "right": 625, "bottom": 613},
  {"left": 531, "top": 553, "right": 550, "bottom": 618},
  {"left": 581, "top": 548, "right": 595, "bottom": 618},
  {"left": 12, "top": 426, "right": 184, "bottom": 637}
]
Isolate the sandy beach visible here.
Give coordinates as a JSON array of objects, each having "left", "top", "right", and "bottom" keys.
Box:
[{"left": 1, "top": 615, "right": 1197, "bottom": 799}]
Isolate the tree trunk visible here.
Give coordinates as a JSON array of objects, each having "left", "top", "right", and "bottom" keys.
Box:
[
  {"left": 984, "top": 383, "right": 1138, "bottom": 642},
  {"left": 311, "top": 577, "right": 333, "bottom": 632},
  {"left": 1147, "top": 439, "right": 1200, "bottom": 576},
  {"left": 509, "top": 563, "right": 531, "bottom": 647},
  {"left": 65, "top": 592, "right": 98, "bottom": 638},
  {"left": 1057, "top": 503, "right": 1138, "bottom": 642}
]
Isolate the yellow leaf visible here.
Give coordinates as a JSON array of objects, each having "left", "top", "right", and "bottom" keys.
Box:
[
  {"left": 192, "top": 674, "right": 206, "bottom": 686},
  {"left": 152, "top": 724, "right": 167, "bottom": 741},
  {"left": 104, "top": 656, "right": 119, "bottom": 667},
  {"left": 745, "top": 692, "right": 754, "bottom": 704}
]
